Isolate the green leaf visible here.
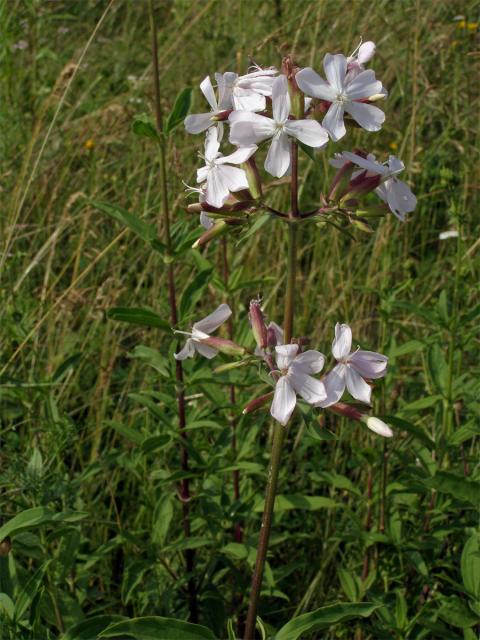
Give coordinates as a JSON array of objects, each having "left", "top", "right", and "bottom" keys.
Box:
[
  {"left": 107, "top": 420, "right": 144, "bottom": 445},
  {"left": 14, "top": 560, "right": 50, "bottom": 621},
  {"left": 107, "top": 307, "right": 170, "bottom": 331},
  {"left": 385, "top": 416, "right": 435, "bottom": 449},
  {"left": 427, "top": 344, "right": 449, "bottom": 396},
  {"left": 99, "top": 616, "right": 216, "bottom": 640},
  {"left": 398, "top": 395, "right": 442, "bottom": 413},
  {"left": 388, "top": 340, "right": 425, "bottom": 358},
  {"left": 152, "top": 496, "right": 174, "bottom": 546},
  {"left": 448, "top": 420, "right": 480, "bottom": 446},
  {"left": 132, "top": 115, "right": 160, "bottom": 141},
  {"left": 437, "top": 595, "right": 479, "bottom": 628},
  {"left": 179, "top": 268, "right": 213, "bottom": 320},
  {"left": 240, "top": 213, "right": 270, "bottom": 242},
  {"left": 462, "top": 533, "right": 480, "bottom": 599},
  {"left": 0, "top": 593, "right": 15, "bottom": 620},
  {"left": 254, "top": 494, "right": 338, "bottom": 513},
  {"left": 427, "top": 471, "right": 480, "bottom": 506},
  {"left": 337, "top": 569, "right": 358, "bottom": 601},
  {"left": 165, "top": 87, "right": 193, "bottom": 135},
  {"left": 62, "top": 615, "right": 127, "bottom": 640},
  {"left": 274, "top": 602, "right": 380, "bottom": 639},
  {"left": 92, "top": 201, "right": 157, "bottom": 242},
  {"left": 0, "top": 508, "right": 87, "bottom": 542},
  {"left": 298, "top": 141, "right": 316, "bottom": 161}
]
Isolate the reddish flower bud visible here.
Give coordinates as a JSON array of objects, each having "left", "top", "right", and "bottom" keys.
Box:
[
  {"left": 249, "top": 299, "right": 268, "bottom": 349},
  {"left": 243, "top": 391, "right": 274, "bottom": 415},
  {"left": 200, "top": 336, "right": 246, "bottom": 357},
  {"left": 282, "top": 55, "right": 304, "bottom": 119}
]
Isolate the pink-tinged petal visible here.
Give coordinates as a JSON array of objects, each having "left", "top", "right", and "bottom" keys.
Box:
[
  {"left": 332, "top": 323, "right": 352, "bottom": 360},
  {"left": 377, "top": 178, "right": 417, "bottom": 220},
  {"left": 229, "top": 112, "right": 276, "bottom": 146},
  {"left": 271, "top": 75, "right": 290, "bottom": 123},
  {"left": 289, "top": 372, "right": 327, "bottom": 404},
  {"left": 269, "top": 322, "right": 284, "bottom": 346},
  {"left": 174, "top": 339, "right": 195, "bottom": 360},
  {"left": 342, "top": 151, "right": 387, "bottom": 176},
  {"left": 284, "top": 119, "right": 329, "bottom": 148},
  {"left": 193, "top": 303, "right": 232, "bottom": 334},
  {"left": 349, "top": 350, "right": 388, "bottom": 379},
  {"left": 218, "top": 165, "right": 249, "bottom": 193},
  {"left": 323, "top": 53, "right": 347, "bottom": 93},
  {"left": 200, "top": 211, "right": 214, "bottom": 230},
  {"left": 233, "top": 89, "right": 266, "bottom": 112},
  {"left": 345, "top": 366, "right": 372, "bottom": 404},
  {"left": 322, "top": 102, "right": 346, "bottom": 142},
  {"left": 265, "top": 131, "right": 291, "bottom": 178},
  {"left": 291, "top": 350, "right": 325, "bottom": 375},
  {"left": 275, "top": 344, "right": 299, "bottom": 370},
  {"left": 204, "top": 127, "right": 221, "bottom": 163},
  {"left": 358, "top": 41, "right": 376, "bottom": 64},
  {"left": 196, "top": 164, "right": 209, "bottom": 184},
  {"left": 216, "top": 71, "right": 237, "bottom": 109},
  {"left": 218, "top": 145, "right": 257, "bottom": 165},
  {"left": 184, "top": 113, "right": 214, "bottom": 134},
  {"left": 365, "top": 417, "right": 393, "bottom": 437},
  {"left": 200, "top": 75, "right": 218, "bottom": 110},
  {"left": 329, "top": 153, "right": 348, "bottom": 169},
  {"left": 387, "top": 155, "right": 404, "bottom": 175},
  {"left": 271, "top": 376, "right": 297, "bottom": 426},
  {"left": 296, "top": 67, "right": 337, "bottom": 101},
  {"left": 194, "top": 341, "right": 218, "bottom": 359},
  {"left": 345, "top": 69, "right": 382, "bottom": 100},
  {"left": 315, "top": 364, "right": 346, "bottom": 407},
  {"left": 205, "top": 167, "right": 230, "bottom": 208},
  {"left": 344, "top": 101, "right": 385, "bottom": 132}
]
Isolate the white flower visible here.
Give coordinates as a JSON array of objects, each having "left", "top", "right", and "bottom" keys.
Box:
[
  {"left": 296, "top": 53, "right": 387, "bottom": 142},
  {"left": 197, "top": 128, "right": 257, "bottom": 209},
  {"left": 215, "top": 66, "right": 278, "bottom": 112},
  {"left": 174, "top": 303, "right": 232, "bottom": 360},
  {"left": 317, "top": 323, "right": 388, "bottom": 406},
  {"left": 338, "top": 151, "right": 417, "bottom": 220},
  {"left": 362, "top": 416, "right": 393, "bottom": 438},
  {"left": 229, "top": 75, "right": 329, "bottom": 178},
  {"left": 183, "top": 183, "right": 214, "bottom": 229},
  {"left": 271, "top": 344, "right": 327, "bottom": 426},
  {"left": 439, "top": 229, "right": 459, "bottom": 240},
  {"left": 184, "top": 75, "right": 231, "bottom": 140}
]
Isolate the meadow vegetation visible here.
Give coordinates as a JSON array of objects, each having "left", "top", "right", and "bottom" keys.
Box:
[{"left": 0, "top": 1, "right": 479, "bottom": 639}]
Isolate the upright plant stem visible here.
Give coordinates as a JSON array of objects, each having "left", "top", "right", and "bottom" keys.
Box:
[
  {"left": 243, "top": 141, "right": 299, "bottom": 640},
  {"left": 149, "top": 0, "right": 197, "bottom": 622}
]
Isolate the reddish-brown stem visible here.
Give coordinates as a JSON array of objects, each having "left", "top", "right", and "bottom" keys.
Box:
[{"left": 149, "top": 0, "right": 197, "bottom": 622}]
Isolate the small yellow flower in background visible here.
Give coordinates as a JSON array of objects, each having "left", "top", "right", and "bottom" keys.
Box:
[
  {"left": 467, "top": 22, "right": 478, "bottom": 31},
  {"left": 457, "top": 19, "right": 466, "bottom": 29},
  {"left": 389, "top": 142, "right": 398, "bottom": 151},
  {"left": 451, "top": 40, "right": 458, "bottom": 48},
  {"left": 84, "top": 139, "right": 95, "bottom": 150}
]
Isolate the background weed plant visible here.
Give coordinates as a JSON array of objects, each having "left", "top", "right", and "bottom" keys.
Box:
[{"left": 0, "top": 1, "right": 479, "bottom": 639}]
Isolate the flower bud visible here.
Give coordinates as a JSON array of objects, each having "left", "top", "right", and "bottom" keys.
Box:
[
  {"left": 200, "top": 336, "right": 246, "bottom": 357},
  {"left": 350, "top": 217, "right": 374, "bottom": 233},
  {"left": 328, "top": 402, "right": 364, "bottom": 421},
  {"left": 282, "top": 55, "right": 304, "bottom": 119},
  {"left": 187, "top": 202, "right": 203, "bottom": 214},
  {"left": 342, "top": 173, "right": 381, "bottom": 201},
  {"left": 361, "top": 416, "right": 393, "bottom": 438},
  {"left": 210, "top": 109, "right": 233, "bottom": 121},
  {"left": 242, "top": 157, "right": 262, "bottom": 200},
  {"left": 192, "top": 219, "right": 243, "bottom": 248},
  {"left": 243, "top": 391, "right": 274, "bottom": 415},
  {"left": 266, "top": 324, "right": 279, "bottom": 347},
  {"left": 249, "top": 299, "right": 268, "bottom": 349}
]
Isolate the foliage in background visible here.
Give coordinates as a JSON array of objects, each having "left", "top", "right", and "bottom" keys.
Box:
[{"left": 0, "top": 0, "right": 479, "bottom": 638}]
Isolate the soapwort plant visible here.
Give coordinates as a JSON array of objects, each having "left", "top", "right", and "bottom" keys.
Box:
[{"left": 178, "top": 42, "right": 417, "bottom": 638}]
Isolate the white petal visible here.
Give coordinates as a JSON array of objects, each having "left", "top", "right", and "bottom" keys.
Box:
[
  {"left": 291, "top": 350, "right": 325, "bottom": 375},
  {"left": 200, "top": 75, "right": 218, "bottom": 110},
  {"left": 345, "top": 366, "right": 372, "bottom": 404},
  {"left": 342, "top": 151, "right": 387, "bottom": 176},
  {"left": 284, "top": 119, "right": 329, "bottom": 148},
  {"left": 344, "top": 101, "right": 385, "bottom": 132},
  {"left": 184, "top": 113, "right": 214, "bottom": 134},
  {"left": 200, "top": 211, "right": 214, "bottom": 230},
  {"left": 296, "top": 67, "right": 337, "bottom": 102},
  {"left": 264, "top": 132, "right": 291, "bottom": 178},
  {"left": 218, "top": 165, "right": 249, "bottom": 193},
  {"left": 205, "top": 167, "right": 230, "bottom": 208},
  {"left": 174, "top": 339, "right": 195, "bottom": 360},
  {"left": 275, "top": 344, "right": 299, "bottom": 370},
  {"left": 271, "top": 75, "right": 290, "bottom": 123},
  {"left": 217, "top": 145, "right": 257, "bottom": 165},
  {"left": 204, "top": 127, "right": 221, "bottom": 162},
  {"left": 289, "top": 372, "right": 327, "bottom": 405},
  {"left": 316, "top": 365, "right": 346, "bottom": 407},
  {"left": 377, "top": 178, "right": 417, "bottom": 220},
  {"left": 329, "top": 152, "right": 347, "bottom": 169},
  {"left": 193, "top": 303, "right": 232, "bottom": 334},
  {"left": 366, "top": 417, "right": 393, "bottom": 438},
  {"left": 233, "top": 88, "right": 266, "bottom": 112},
  {"left": 216, "top": 71, "right": 236, "bottom": 109},
  {"left": 349, "top": 350, "right": 388, "bottom": 379},
  {"left": 332, "top": 323, "right": 352, "bottom": 360},
  {"left": 229, "top": 112, "right": 275, "bottom": 146},
  {"left": 269, "top": 322, "right": 284, "bottom": 346},
  {"left": 357, "top": 41, "right": 376, "bottom": 64},
  {"left": 387, "top": 155, "right": 405, "bottom": 175},
  {"left": 194, "top": 341, "right": 218, "bottom": 359},
  {"left": 271, "top": 377, "right": 297, "bottom": 426},
  {"left": 323, "top": 53, "right": 347, "bottom": 93},
  {"left": 345, "top": 70, "right": 382, "bottom": 100},
  {"left": 196, "top": 164, "right": 209, "bottom": 185},
  {"left": 322, "top": 102, "right": 346, "bottom": 142}
]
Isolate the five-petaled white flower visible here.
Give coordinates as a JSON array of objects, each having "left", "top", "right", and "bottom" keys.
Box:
[
  {"left": 229, "top": 75, "right": 329, "bottom": 178},
  {"left": 215, "top": 66, "right": 278, "bottom": 112},
  {"left": 317, "top": 323, "right": 388, "bottom": 406},
  {"left": 174, "top": 303, "right": 232, "bottom": 360},
  {"left": 271, "top": 344, "right": 327, "bottom": 426},
  {"left": 296, "top": 53, "right": 386, "bottom": 142},
  {"left": 197, "top": 128, "right": 257, "bottom": 209},
  {"left": 332, "top": 151, "right": 417, "bottom": 220},
  {"left": 184, "top": 75, "right": 231, "bottom": 140}
]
